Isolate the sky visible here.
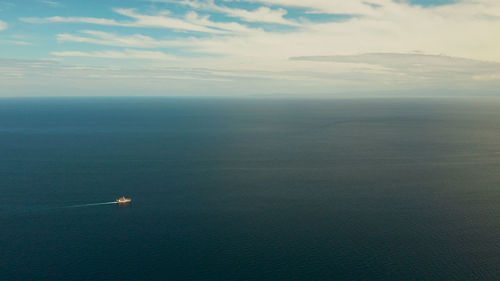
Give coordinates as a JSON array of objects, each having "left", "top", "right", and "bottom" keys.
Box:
[{"left": 0, "top": 0, "right": 499, "bottom": 97}]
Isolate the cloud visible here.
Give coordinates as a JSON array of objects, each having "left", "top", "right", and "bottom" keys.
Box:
[
  {"left": 20, "top": 8, "right": 254, "bottom": 34},
  {"left": 52, "top": 0, "right": 500, "bottom": 62},
  {"left": 291, "top": 53, "right": 500, "bottom": 69},
  {"left": 23, "top": 1, "right": 500, "bottom": 61},
  {"left": 38, "top": 0, "right": 61, "bottom": 7},
  {"left": 57, "top": 30, "right": 193, "bottom": 48},
  {"left": 112, "top": 8, "right": 225, "bottom": 33},
  {"left": 2, "top": 53, "right": 500, "bottom": 97},
  {"left": 4, "top": 40, "right": 32, "bottom": 45},
  {"left": 0, "top": 19, "right": 7, "bottom": 30},
  {"left": 174, "top": 0, "right": 298, "bottom": 25},
  {"left": 222, "top": 0, "right": 383, "bottom": 15},
  {"left": 12, "top": 0, "right": 500, "bottom": 96},
  {"left": 21, "top": 16, "right": 124, "bottom": 26},
  {"left": 0, "top": 58, "right": 324, "bottom": 97},
  {"left": 51, "top": 49, "right": 177, "bottom": 60},
  {"left": 166, "top": 0, "right": 500, "bottom": 63},
  {"left": 291, "top": 52, "right": 500, "bottom": 86}
]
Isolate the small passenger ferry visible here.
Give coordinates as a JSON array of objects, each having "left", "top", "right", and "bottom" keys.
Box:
[{"left": 116, "top": 197, "right": 132, "bottom": 204}]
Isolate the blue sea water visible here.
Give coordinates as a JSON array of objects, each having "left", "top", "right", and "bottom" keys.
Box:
[{"left": 1, "top": 97, "right": 500, "bottom": 281}]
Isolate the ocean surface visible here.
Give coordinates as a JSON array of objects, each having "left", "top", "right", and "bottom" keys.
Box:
[{"left": 1, "top": 97, "right": 500, "bottom": 281}]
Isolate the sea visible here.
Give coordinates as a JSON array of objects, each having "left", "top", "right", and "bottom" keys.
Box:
[{"left": 1, "top": 97, "right": 500, "bottom": 281}]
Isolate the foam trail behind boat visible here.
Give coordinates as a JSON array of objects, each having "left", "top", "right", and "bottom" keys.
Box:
[
  {"left": 57, "top": 202, "right": 118, "bottom": 209},
  {"left": 1, "top": 202, "right": 119, "bottom": 216}
]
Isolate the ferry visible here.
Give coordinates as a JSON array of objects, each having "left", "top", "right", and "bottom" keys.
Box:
[{"left": 116, "top": 197, "right": 132, "bottom": 204}]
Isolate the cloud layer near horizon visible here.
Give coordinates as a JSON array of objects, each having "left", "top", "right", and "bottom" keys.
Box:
[{"left": 1, "top": 0, "right": 500, "bottom": 96}]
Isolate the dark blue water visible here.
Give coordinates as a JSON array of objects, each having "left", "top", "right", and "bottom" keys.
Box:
[{"left": 1, "top": 97, "right": 500, "bottom": 281}]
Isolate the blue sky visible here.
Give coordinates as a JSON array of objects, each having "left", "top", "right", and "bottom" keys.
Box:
[{"left": 0, "top": 0, "right": 499, "bottom": 97}]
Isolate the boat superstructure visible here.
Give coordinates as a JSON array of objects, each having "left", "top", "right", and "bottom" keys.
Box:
[{"left": 116, "top": 197, "right": 132, "bottom": 204}]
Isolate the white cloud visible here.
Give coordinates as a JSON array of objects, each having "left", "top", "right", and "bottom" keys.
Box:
[
  {"left": 14, "top": 0, "right": 500, "bottom": 96},
  {"left": 20, "top": 8, "right": 254, "bottom": 34},
  {"left": 223, "top": 0, "right": 383, "bottom": 15},
  {"left": 113, "top": 8, "right": 225, "bottom": 33},
  {"left": 176, "top": 0, "right": 298, "bottom": 25},
  {"left": 57, "top": 30, "right": 193, "bottom": 48},
  {"left": 51, "top": 49, "right": 177, "bottom": 60},
  {"left": 38, "top": 0, "right": 61, "bottom": 7},
  {"left": 291, "top": 53, "right": 500, "bottom": 86},
  {"left": 0, "top": 58, "right": 312, "bottom": 96},
  {"left": 31, "top": 0, "right": 500, "bottom": 62},
  {"left": 167, "top": 0, "right": 500, "bottom": 63},
  {"left": 21, "top": 16, "right": 124, "bottom": 26},
  {"left": 183, "top": 10, "right": 258, "bottom": 33},
  {"left": 2, "top": 54, "right": 499, "bottom": 97},
  {"left": 5, "top": 40, "right": 32, "bottom": 45},
  {"left": 0, "top": 19, "right": 7, "bottom": 30}
]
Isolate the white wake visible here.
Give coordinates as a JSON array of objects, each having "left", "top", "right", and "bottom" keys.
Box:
[{"left": 56, "top": 201, "right": 118, "bottom": 209}]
